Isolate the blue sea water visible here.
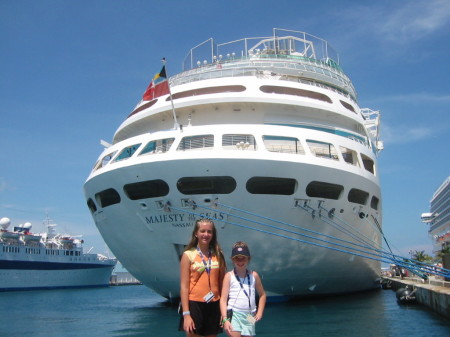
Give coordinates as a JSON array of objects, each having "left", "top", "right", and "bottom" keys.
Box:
[{"left": 1, "top": 285, "right": 449, "bottom": 337}]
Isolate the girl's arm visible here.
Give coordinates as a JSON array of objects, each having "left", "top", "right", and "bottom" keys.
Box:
[
  {"left": 220, "top": 272, "right": 230, "bottom": 319},
  {"left": 218, "top": 252, "right": 227, "bottom": 294},
  {"left": 253, "top": 271, "right": 266, "bottom": 322},
  {"left": 180, "top": 253, "right": 195, "bottom": 333},
  {"left": 220, "top": 272, "right": 233, "bottom": 335}
]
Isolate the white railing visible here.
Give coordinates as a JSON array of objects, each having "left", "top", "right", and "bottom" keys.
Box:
[{"left": 171, "top": 57, "right": 357, "bottom": 102}]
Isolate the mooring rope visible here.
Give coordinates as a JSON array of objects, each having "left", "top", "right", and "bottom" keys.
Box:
[
  {"left": 164, "top": 200, "right": 450, "bottom": 279},
  {"left": 168, "top": 203, "right": 398, "bottom": 265},
  {"left": 212, "top": 201, "right": 449, "bottom": 278}
]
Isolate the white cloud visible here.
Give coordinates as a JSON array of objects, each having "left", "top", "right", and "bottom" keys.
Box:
[
  {"left": 382, "top": 124, "right": 433, "bottom": 144},
  {"left": 379, "top": 0, "right": 450, "bottom": 42},
  {"left": 335, "top": 0, "right": 450, "bottom": 45},
  {"left": 377, "top": 92, "right": 450, "bottom": 104}
]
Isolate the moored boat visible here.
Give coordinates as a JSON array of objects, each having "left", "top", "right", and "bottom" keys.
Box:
[
  {"left": 0, "top": 216, "right": 116, "bottom": 291},
  {"left": 84, "top": 28, "right": 383, "bottom": 300}
]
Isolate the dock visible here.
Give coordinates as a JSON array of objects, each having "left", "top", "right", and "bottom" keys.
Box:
[
  {"left": 110, "top": 271, "right": 142, "bottom": 286},
  {"left": 382, "top": 275, "right": 450, "bottom": 319}
]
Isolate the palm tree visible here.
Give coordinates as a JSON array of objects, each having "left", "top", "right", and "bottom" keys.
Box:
[
  {"left": 411, "top": 250, "right": 432, "bottom": 262},
  {"left": 436, "top": 245, "right": 450, "bottom": 261}
]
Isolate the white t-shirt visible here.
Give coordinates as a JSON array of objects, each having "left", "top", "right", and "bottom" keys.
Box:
[{"left": 227, "top": 270, "right": 256, "bottom": 313}]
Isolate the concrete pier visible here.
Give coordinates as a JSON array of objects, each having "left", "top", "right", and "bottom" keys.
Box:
[
  {"left": 382, "top": 276, "right": 450, "bottom": 319},
  {"left": 110, "top": 271, "right": 142, "bottom": 286}
]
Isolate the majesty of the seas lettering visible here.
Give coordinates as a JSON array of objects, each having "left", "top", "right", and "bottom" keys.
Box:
[{"left": 144, "top": 212, "right": 226, "bottom": 228}]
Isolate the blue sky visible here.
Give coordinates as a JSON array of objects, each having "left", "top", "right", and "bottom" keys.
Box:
[{"left": 1, "top": 0, "right": 449, "bottom": 259}]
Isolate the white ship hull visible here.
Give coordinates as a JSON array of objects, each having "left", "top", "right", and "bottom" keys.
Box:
[
  {"left": 0, "top": 266, "right": 115, "bottom": 291},
  {"left": 0, "top": 218, "right": 116, "bottom": 292},
  {"left": 84, "top": 29, "right": 383, "bottom": 299}
]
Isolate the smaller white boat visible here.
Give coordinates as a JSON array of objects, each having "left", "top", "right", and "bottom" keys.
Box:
[{"left": 0, "top": 216, "right": 117, "bottom": 292}]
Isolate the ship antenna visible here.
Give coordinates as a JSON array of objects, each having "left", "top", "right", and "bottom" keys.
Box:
[{"left": 162, "top": 58, "right": 180, "bottom": 130}]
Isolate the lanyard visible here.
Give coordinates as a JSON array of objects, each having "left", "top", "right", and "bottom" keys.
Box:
[
  {"left": 234, "top": 268, "right": 251, "bottom": 309},
  {"left": 196, "top": 246, "right": 212, "bottom": 290},
  {"left": 196, "top": 246, "right": 212, "bottom": 274}
]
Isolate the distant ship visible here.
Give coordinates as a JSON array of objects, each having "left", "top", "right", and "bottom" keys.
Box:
[
  {"left": 0, "top": 216, "right": 116, "bottom": 291},
  {"left": 84, "top": 28, "right": 383, "bottom": 300}
]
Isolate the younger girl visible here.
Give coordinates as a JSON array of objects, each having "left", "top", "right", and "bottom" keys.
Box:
[{"left": 220, "top": 242, "right": 266, "bottom": 337}]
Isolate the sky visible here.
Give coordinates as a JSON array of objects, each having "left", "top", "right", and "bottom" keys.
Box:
[{"left": 1, "top": 0, "right": 449, "bottom": 259}]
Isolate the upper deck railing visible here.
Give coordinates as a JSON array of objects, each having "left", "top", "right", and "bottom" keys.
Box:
[
  {"left": 172, "top": 29, "right": 357, "bottom": 101},
  {"left": 183, "top": 28, "right": 340, "bottom": 71}
]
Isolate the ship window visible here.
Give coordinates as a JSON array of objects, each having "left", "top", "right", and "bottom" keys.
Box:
[
  {"left": 361, "top": 154, "right": 375, "bottom": 174},
  {"left": 339, "top": 146, "right": 359, "bottom": 166},
  {"left": 340, "top": 100, "right": 356, "bottom": 113},
  {"left": 177, "top": 176, "right": 236, "bottom": 194},
  {"left": 169, "top": 85, "right": 246, "bottom": 100},
  {"left": 113, "top": 143, "right": 141, "bottom": 162},
  {"left": 306, "top": 181, "right": 343, "bottom": 200},
  {"left": 222, "top": 134, "right": 257, "bottom": 150},
  {"left": 87, "top": 198, "right": 97, "bottom": 213},
  {"left": 246, "top": 177, "right": 297, "bottom": 195},
  {"left": 124, "top": 179, "right": 170, "bottom": 200},
  {"left": 263, "top": 135, "right": 305, "bottom": 154},
  {"left": 348, "top": 188, "right": 369, "bottom": 205},
  {"left": 95, "top": 151, "right": 118, "bottom": 170},
  {"left": 260, "top": 85, "right": 332, "bottom": 103},
  {"left": 139, "top": 138, "right": 175, "bottom": 155},
  {"left": 306, "top": 140, "right": 339, "bottom": 160},
  {"left": 95, "top": 188, "right": 121, "bottom": 208},
  {"left": 128, "top": 99, "right": 158, "bottom": 118},
  {"left": 371, "top": 196, "right": 380, "bottom": 210},
  {"left": 177, "top": 135, "right": 214, "bottom": 151}
]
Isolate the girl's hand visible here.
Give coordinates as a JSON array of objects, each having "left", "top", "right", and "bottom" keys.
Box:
[
  {"left": 183, "top": 315, "right": 196, "bottom": 333},
  {"left": 254, "top": 312, "right": 263, "bottom": 322},
  {"left": 223, "top": 320, "right": 233, "bottom": 336}
]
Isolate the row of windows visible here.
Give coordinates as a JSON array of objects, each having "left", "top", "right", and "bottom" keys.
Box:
[
  {"left": 95, "top": 134, "right": 375, "bottom": 175},
  {"left": 2, "top": 246, "right": 19, "bottom": 253},
  {"left": 45, "top": 249, "right": 81, "bottom": 256},
  {"left": 87, "top": 177, "right": 380, "bottom": 213},
  {"left": 128, "top": 84, "right": 358, "bottom": 118},
  {"left": 1, "top": 246, "right": 81, "bottom": 257},
  {"left": 25, "top": 248, "right": 40, "bottom": 254}
]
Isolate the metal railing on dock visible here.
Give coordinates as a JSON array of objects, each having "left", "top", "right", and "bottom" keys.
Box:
[
  {"left": 110, "top": 272, "right": 142, "bottom": 286},
  {"left": 387, "top": 275, "right": 450, "bottom": 288}
]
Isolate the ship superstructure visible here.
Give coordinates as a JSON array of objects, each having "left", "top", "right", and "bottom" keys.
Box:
[{"left": 84, "top": 29, "right": 383, "bottom": 299}]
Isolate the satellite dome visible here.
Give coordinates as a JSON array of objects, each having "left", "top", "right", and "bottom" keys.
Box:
[{"left": 0, "top": 217, "right": 11, "bottom": 230}]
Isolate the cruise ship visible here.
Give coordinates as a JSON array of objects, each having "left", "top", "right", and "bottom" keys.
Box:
[
  {"left": 83, "top": 29, "right": 383, "bottom": 300},
  {"left": 421, "top": 176, "right": 450, "bottom": 253},
  {"left": 0, "top": 217, "right": 116, "bottom": 291}
]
